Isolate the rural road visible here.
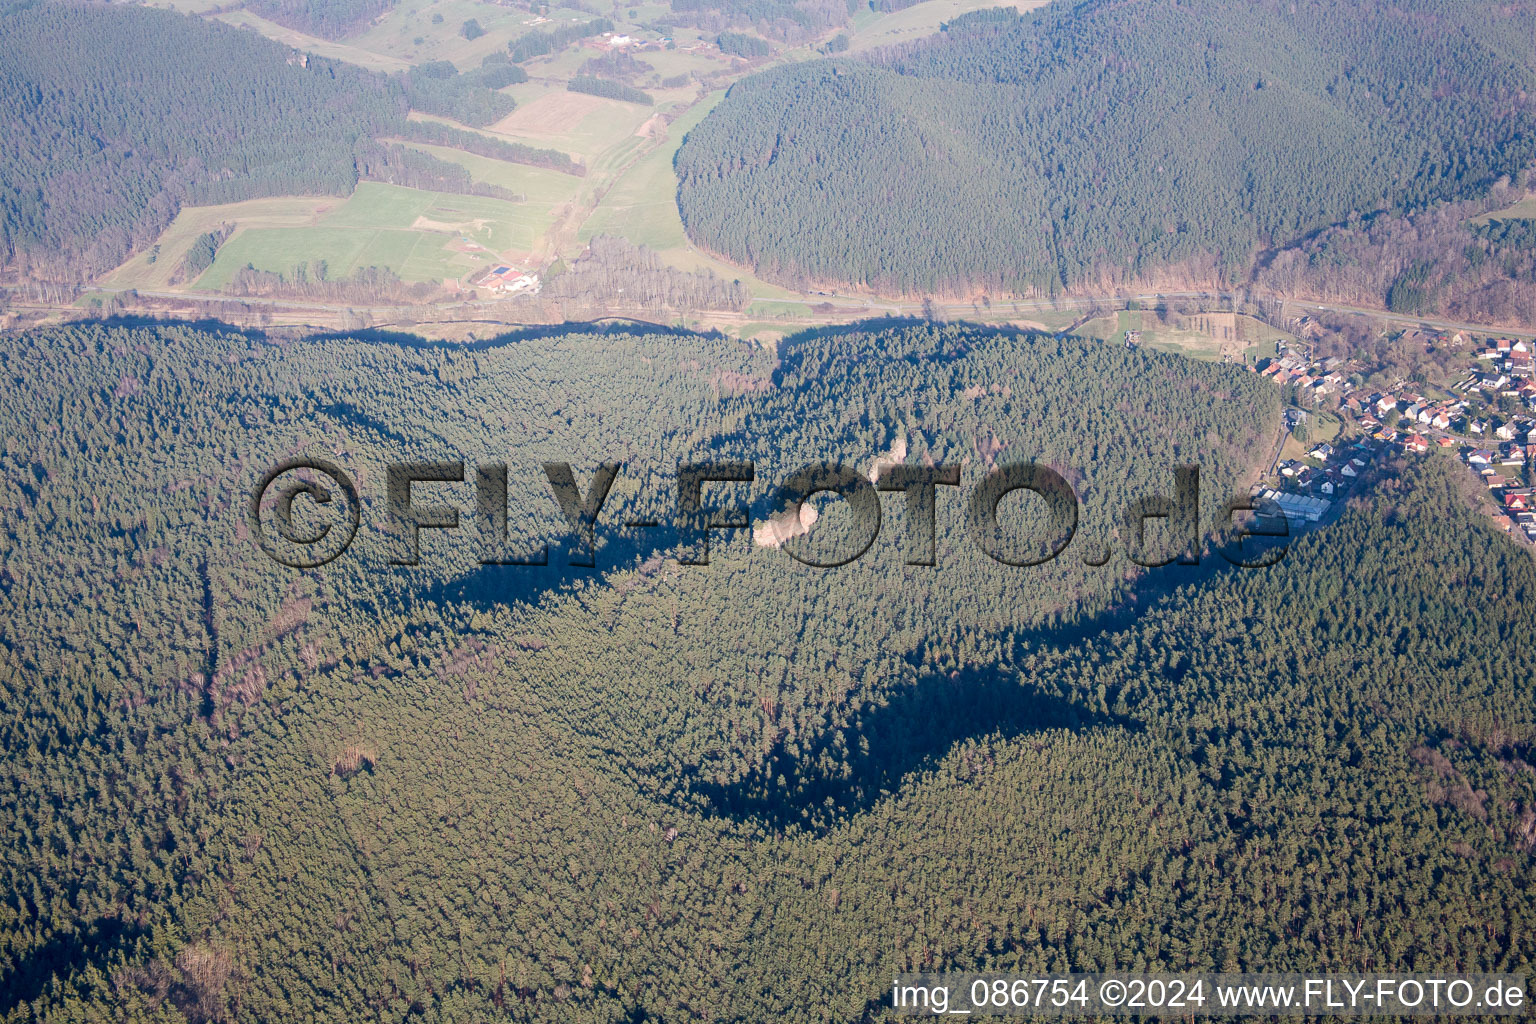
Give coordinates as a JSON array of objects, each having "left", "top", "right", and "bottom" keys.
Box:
[{"left": 56, "top": 285, "right": 1536, "bottom": 341}]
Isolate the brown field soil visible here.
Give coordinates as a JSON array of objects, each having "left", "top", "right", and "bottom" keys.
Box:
[
  {"left": 411, "top": 215, "right": 493, "bottom": 233},
  {"left": 491, "top": 91, "right": 610, "bottom": 136}
]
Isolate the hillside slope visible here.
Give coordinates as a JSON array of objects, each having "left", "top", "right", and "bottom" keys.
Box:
[
  {"left": 4, "top": 321, "right": 1535, "bottom": 1019},
  {"left": 675, "top": 0, "right": 1536, "bottom": 295}
]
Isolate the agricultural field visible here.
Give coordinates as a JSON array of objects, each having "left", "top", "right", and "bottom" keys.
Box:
[
  {"left": 392, "top": 141, "right": 591, "bottom": 262},
  {"left": 579, "top": 92, "right": 801, "bottom": 298},
  {"left": 215, "top": 9, "right": 411, "bottom": 70},
  {"left": 635, "top": 45, "right": 735, "bottom": 85},
  {"left": 487, "top": 87, "right": 657, "bottom": 164},
  {"left": 580, "top": 95, "right": 718, "bottom": 253},
  {"left": 1070, "top": 310, "right": 1285, "bottom": 363},
  {"left": 100, "top": 197, "right": 344, "bottom": 291},
  {"left": 347, "top": 0, "right": 574, "bottom": 68},
  {"left": 190, "top": 183, "right": 531, "bottom": 289}
]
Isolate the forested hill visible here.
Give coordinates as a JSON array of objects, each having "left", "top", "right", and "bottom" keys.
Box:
[
  {"left": 675, "top": 0, "right": 1536, "bottom": 296},
  {"left": 0, "top": 2, "right": 552, "bottom": 283},
  {"left": 2, "top": 319, "right": 1533, "bottom": 1018},
  {"left": 0, "top": 317, "right": 1275, "bottom": 1018}
]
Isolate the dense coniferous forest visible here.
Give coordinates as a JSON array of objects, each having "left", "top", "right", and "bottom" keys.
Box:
[
  {"left": 716, "top": 31, "right": 773, "bottom": 58},
  {"left": 393, "top": 119, "right": 585, "bottom": 177},
  {"left": 399, "top": 60, "right": 519, "bottom": 127},
  {"left": 675, "top": 0, "right": 1536, "bottom": 296},
  {"left": 508, "top": 17, "right": 614, "bottom": 63},
  {"left": 567, "top": 75, "right": 653, "bottom": 105},
  {"left": 2, "top": 317, "right": 1532, "bottom": 1020}
]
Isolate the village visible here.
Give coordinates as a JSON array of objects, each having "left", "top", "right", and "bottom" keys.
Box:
[{"left": 1253, "top": 318, "right": 1536, "bottom": 544}]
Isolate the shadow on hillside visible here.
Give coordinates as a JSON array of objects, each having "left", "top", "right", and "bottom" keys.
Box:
[
  {"left": 667, "top": 514, "right": 1292, "bottom": 835},
  {"left": 0, "top": 915, "right": 144, "bottom": 1016},
  {"left": 682, "top": 663, "right": 1138, "bottom": 834},
  {"left": 413, "top": 535, "right": 665, "bottom": 611},
  {"left": 309, "top": 315, "right": 726, "bottom": 352},
  {"left": 64, "top": 312, "right": 272, "bottom": 339}
]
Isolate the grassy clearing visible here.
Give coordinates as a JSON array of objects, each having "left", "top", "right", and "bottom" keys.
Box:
[
  {"left": 579, "top": 96, "right": 720, "bottom": 251},
  {"left": 637, "top": 47, "right": 732, "bottom": 84},
  {"left": 578, "top": 145, "right": 681, "bottom": 250},
  {"left": 1138, "top": 329, "right": 1224, "bottom": 361},
  {"left": 733, "top": 321, "right": 788, "bottom": 340},
  {"left": 1008, "top": 309, "right": 1083, "bottom": 333},
  {"left": 349, "top": 0, "right": 585, "bottom": 68},
  {"left": 1470, "top": 195, "right": 1536, "bottom": 225},
  {"left": 188, "top": 183, "right": 531, "bottom": 289},
  {"left": 489, "top": 86, "right": 656, "bottom": 163},
  {"left": 1062, "top": 310, "right": 1291, "bottom": 363},
  {"left": 101, "top": 197, "right": 342, "bottom": 290},
  {"left": 214, "top": 10, "right": 412, "bottom": 71},
  {"left": 846, "top": 0, "right": 1049, "bottom": 53},
  {"left": 577, "top": 90, "right": 798, "bottom": 298},
  {"left": 745, "top": 300, "right": 816, "bottom": 318},
  {"left": 1069, "top": 315, "right": 1120, "bottom": 342}
]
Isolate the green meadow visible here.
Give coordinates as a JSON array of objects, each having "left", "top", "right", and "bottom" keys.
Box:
[
  {"left": 193, "top": 183, "right": 530, "bottom": 288},
  {"left": 1470, "top": 195, "right": 1536, "bottom": 225}
]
